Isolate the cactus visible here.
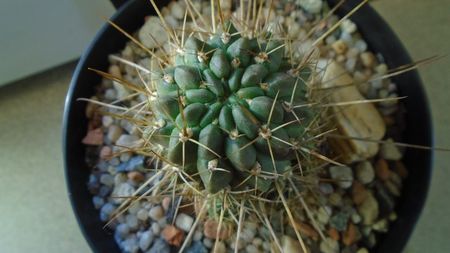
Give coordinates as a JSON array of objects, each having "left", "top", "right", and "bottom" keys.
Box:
[{"left": 146, "top": 24, "right": 316, "bottom": 194}]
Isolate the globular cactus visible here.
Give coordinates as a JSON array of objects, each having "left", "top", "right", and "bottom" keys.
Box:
[{"left": 146, "top": 21, "right": 316, "bottom": 194}]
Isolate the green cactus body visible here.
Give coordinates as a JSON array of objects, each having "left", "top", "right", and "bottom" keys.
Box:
[{"left": 148, "top": 24, "right": 313, "bottom": 194}]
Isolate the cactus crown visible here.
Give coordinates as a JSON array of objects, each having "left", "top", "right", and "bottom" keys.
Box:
[{"left": 146, "top": 21, "right": 318, "bottom": 194}]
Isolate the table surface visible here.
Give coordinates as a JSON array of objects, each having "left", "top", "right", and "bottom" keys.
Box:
[{"left": 0, "top": 1, "right": 449, "bottom": 252}]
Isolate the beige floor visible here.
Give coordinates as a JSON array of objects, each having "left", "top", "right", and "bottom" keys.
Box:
[{"left": 0, "top": 1, "right": 449, "bottom": 252}]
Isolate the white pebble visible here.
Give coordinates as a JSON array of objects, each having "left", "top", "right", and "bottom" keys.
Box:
[
  {"left": 298, "top": 0, "right": 323, "bottom": 14},
  {"left": 112, "top": 183, "right": 134, "bottom": 204},
  {"left": 340, "top": 19, "right": 357, "bottom": 34},
  {"left": 354, "top": 39, "right": 368, "bottom": 52},
  {"left": 116, "top": 134, "right": 140, "bottom": 149},
  {"left": 169, "top": 1, "right": 184, "bottom": 19},
  {"left": 102, "top": 116, "right": 114, "bottom": 127},
  {"left": 175, "top": 213, "right": 194, "bottom": 232}
]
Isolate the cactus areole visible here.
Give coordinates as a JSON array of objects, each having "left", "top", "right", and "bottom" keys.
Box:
[{"left": 146, "top": 21, "right": 316, "bottom": 194}]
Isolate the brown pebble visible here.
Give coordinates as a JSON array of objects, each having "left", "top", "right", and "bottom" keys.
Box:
[
  {"left": 127, "top": 171, "right": 145, "bottom": 182},
  {"left": 393, "top": 161, "right": 408, "bottom": 178},
  {"left": 342, "top": 223, "right": 357, "bottom": 246},
  {"left": 162, "top": 225, "right": 184, "bottom": 247},
  {"left": 352, "top": 181, "right": 368, "bottom": 205},
  {"left": 332, "top": 40, "right": 348, "bottom": 54},
  {"left": 360, "top": 52, "right": 376, "bottom": 67},
  {"left": 100, "top": 146, "right": 112, "bottom": 159},
  {"left": 294, "top": 222, "right": 319, "bottom": 240},
  {"left": 328, "top": 228, "right": 340, "bottom": 241},
  {"left": 204, "top": 219, "right": 233, "bottom": 240},
  {"left": 82, "top": 128, "right": 103, "bottom": 145},
  {"left": 162, "top": 196, "right": 171, "bottom": 211},
  {"left": 108, "top": 65, "right": 122, "bottom": 78},
  {"left": 375, "top": 159, "right": 391, "bottom": 181}
]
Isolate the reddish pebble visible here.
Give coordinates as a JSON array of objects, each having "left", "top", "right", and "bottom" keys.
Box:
[
  {"left": 352, "top": 181, "right": 368, "bottom": 205},
  {"left": 394, "top": 161, "right": 408, "bottom": 178},
  {"left": 162, "top": 225, "right": 184, "bottom": 247},
  {"left": 162, "top": 196, "right": 171, "bottom": 211},
  {"left": 128, "top": 171, "right": 145, "bottom": 182},
  {"left": 328, "top": 228, "right": 340, "bottom": 241},
  {"left": 100, "top": 146, "right": 112, "bottom": 159},
  {"left": 342, "top": 223, "right": 357, "bottom": 246},
  {"left": 375, "top": 159, "right": 391, "bottom": 181},
  {"left": 204, "top": 219, "right": 232, "bottom": 240},
  {"left": 295, "top": 222, "right": 319, "bottom": 240},
  {"left": 82, "top": 128, "right": 103, "bottom": 145}
]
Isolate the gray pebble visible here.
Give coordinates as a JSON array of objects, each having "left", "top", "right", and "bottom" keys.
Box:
[
  {"left": 121, "top": 235, "right": 139, "bottom": 253},
  {"left": 100, "top": 174, "right": 115, "bottom": 187},
  {"left": 147, "top": 238, "right": 170, "bottom": 253},
  {"left": 139, "top": 231, "right": 154, "bottom": 251},
  {"left": 92, "top": 196, "right": 104, "bottom": 209},
  {"left": 319, "top": 183, "right": 334, "bottom": 195},
  {"left": 100, "top": 203, "right": 115, "bottom": 221},
  {"left": 137, "top": 209, "right": 149, "bottom": 221},
  {"left": 329, "top": 166, "right": 353, "bottom": 189},
  {"left": 203, "top": 238, "right": 213, "bottom": 248},
  {"left": 354, "top": 39, "right": 368, "bottom": 52},
  {"left": 116, "top": 223, "right": 130, "bottom": 239},
  {"left": 151, "top": 222, "right": 161, "bottom": 235},
  {"left": 330, "top": 212, "right": 350, "bottom": 231},
  {"left": 355, "top": 161, "right": 375, "bottom": 184},
  {"left": 320, "top": 238, "right": 339, "bottom": 253},
  {"left": 112, "top": 183, "right": 134, "bottom": 204},
  {"left": 116, "top": 134, "right": 140, "bottom": 149},
  {"left": 102, "top": 115, "right": 114, "bottom": 127},
  {"left": 126, "top": 214, "right": 139, "bottom": 230}
]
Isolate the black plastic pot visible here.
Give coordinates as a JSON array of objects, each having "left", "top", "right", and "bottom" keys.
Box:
[{"left": 63, "top": 0, "right": 433, "bottom": 252}]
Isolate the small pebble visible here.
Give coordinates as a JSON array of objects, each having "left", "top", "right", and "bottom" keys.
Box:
[
  {"left": 107, "top": 125, "right": 123, "bottom": 143},
  {"left": 175, "top": 213, "right": 194, "bottom": 232},
  {"left": 193, "top": 229, "right": 203, "bottom": 241},
  {"left": 360, "top": 52, "right": 376, "bottom": 67},
  {"left": 320, "top": 238, "right": 339, "bottom": 253},
  {"left": 82, "top": 128, "right": 103, "bottom": 145},
  {"left": 319, "top": 183, "right": 334, "bottom": 195},
  {"left": 102, "top": 115, "right": 114, "bottom": 127},
  {"left": 116, "top": 134, "right": 140, "bottom": 149},
  {"left": 126, "top": 214, "right": 139, "bottom": 230},
  {"left": 358, "top": 192, "right": 379, "bottom": 225},
  {"left": 372, "top": 219, "right": 388, "bottom": 232},
  {"left": 139, "top": 230, "right": 154, "bottom": 251},
  {"left": 380, "top": 138, "right": 403, "bottom": 160},
  {"left": 151, "top": 222, "right": 161, "bottom": 235},
  {"left": 186, "top": 240, "right": 208, "bottom": 253},
  {"left": 100, "top": 203, "right": 115, "bottom": 222},
  {"left": 100, "top": 174, "right": 114, "bottom": 187},
  {"left": 121, "top": 236, "right": 139, "bottom": 253},
  {"left": 162, "top": 225, "right": 184, "bottom": 247},
  {"left": 203, "top": 238, "right": 213, "bottom": 248},
  {"left": 340, "top": 19, "right": 357, "bottom": 34},
  {"left": 342, "top": 223, "right": 358, "bottom": 246},
  {"left": 116, "top": 223, "right": 130, "bottom": 239},
  {"left": 128, "top": 171, "right": 145, "bottom": 183},
  {"left": 331, "top": 40, "right": 348, "bottom": 55},
  {"left": 330, "top": 212, "right": 350, "bottom": 232},
  {"left": 99, "top": 146, "right": 112, "bottom": 160},
  {"left": 329, "top": 166, "right": 353, "bottom": 189},
  {"left": 354, "top": 39, "right": 368, "bottom": 52},
  {"left": 203, "top": 219, "right": 232, "bottom": 240},
  {"left": 357, "top": 248, "right": 369, "bottom": 253},
  {"left": 328, "top": 228, "right": 340, "bottom": 241},
  {"left": 92, "top": 196, "right": 104, "bottom": 209},
  {"left": 148, "top": 238, "right": 170, "bottom": 253},
  {"left": 136, "top": 209, "right": 148, "bottom": 221},
  {"left": 112, "top": 183, "right": 134, "bottom": 204},
  {"left": 149, "top": 206, "right": 165, "bottom": 221},
  {"left": 355, "top": 161, "right": 375, "bottom": 184},
  {"left": 375, "top": 159, "right": 391, "bottom": 181},
  {"left": 297, "top": 0, "right": 323, "bottom": 14}
]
